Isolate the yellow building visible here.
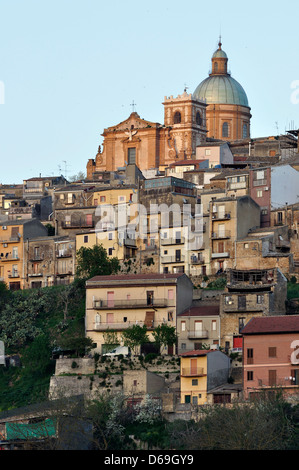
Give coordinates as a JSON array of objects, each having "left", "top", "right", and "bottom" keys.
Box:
[
  {"left": 0, "top": 219, "right": 48, "bottom": 290},
  {"left": 180, "top": 349, "right": 230, "bottom": 405},
  {"left": 85, "top": 273, "right": 193, "bottom": 355}
]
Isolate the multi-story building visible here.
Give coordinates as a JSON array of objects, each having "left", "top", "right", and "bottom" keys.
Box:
[
  {"left": 209, "top": 195, "right": 260, "bottom": 275},
  {"left": 177, "top": 304, "right": 220, "bottom": 354},
  {"left": 0, "top": 219, "right": 48, "bottom": 290},
  {"left": 180, "top": 349, "right": 231, "bottom": 405},
  {"left": 85, "top": 273, "right": 193, "bottom": 355},
  {"left": 220, "top": 267, "right": 287, "bottom": 352},
  {"left": 242, "top": 315, "right": 299, "bottom": 400}
]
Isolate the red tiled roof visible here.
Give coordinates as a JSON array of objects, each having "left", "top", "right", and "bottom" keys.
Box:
[
  {"left": 178, "top": 305, "right": 220, "bottom": 317},
  {"left": 242, "top": 315, "right": 299, "bottom": 335}
]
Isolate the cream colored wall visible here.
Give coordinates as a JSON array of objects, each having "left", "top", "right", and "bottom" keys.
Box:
[{"left": 180, "top": 355, "right": 208, "bottom": 405}]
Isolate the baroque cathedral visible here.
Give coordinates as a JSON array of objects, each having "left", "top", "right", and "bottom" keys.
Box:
[{"left": 86, "top": 40, "right": 251, "bottom": 179}]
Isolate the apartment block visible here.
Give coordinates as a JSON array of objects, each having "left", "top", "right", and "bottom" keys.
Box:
[
  {"left": 242, "top": 316, "right": 299, "bottom": 400},
  {"left": 85, "top": 273, "right": 193, "bottom": 355}
]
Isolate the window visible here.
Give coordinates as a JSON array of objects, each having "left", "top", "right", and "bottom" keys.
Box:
[
  {"left": 192, "top": 379, "right": 198, "bottom": 386},
  {"left": 83, "top": 235, "right": 88, "bottom": 243},
  {"left": 247, "top": 371, "right": 253, "bottom": 381},
  {"left": 168, "top": 289, "right": 174, "bottom": 300},
  {"left": 257, "top": 190, "right": 263, "bottom": 198},
  {"left": 238, "top": 295, "right": 246, "bottom": 309},
  {"left": 181, "top": 321, "right": 186, "bottom": 332},
  {"left": 214, "top": 62, "right": 218, "bottom": 72},
  {"left": 185, "top": 395, "right": 191, "bottom": 404},
  {"left": 268, "top": 347, "right": 276, "bottom": 358},
  {"left": 247, "top": 348, "right": 254, "bottom": 364},
  {"left": 242, "top": 123, "right": 248, "bottom": 138},
  {"left": 67, "top": 193, "right": 73, "bottom": 204},
  {"left": 225, "top": 295, "right": 233, "bottom": 305},
  {"left": 222, "top": 122, "right": 229, "bottom": 138},
  {"left": 196, "top": 112, "right": 202, "bottom": 125},
  {"left": 108, "top": 233, "right": 113, "bottom": 240},
  {"left": 147, "top": 291, "right": 154, "bottom": 305},
  {"left": 212, "top": 320, "right": 217, "bottom": 331},
  {"left": 269, "top": 370, "right": 277, "bottom": 386},
  {"left": 257, "top": 295, "right": 264, "bottom": 304},
  {"left": 239, "top": 317, "right": 245, "bottom": 333},
  {"left": 181, "top": 343, "right": 186, "bottom": 350},
  {"left": 244, "top": 243, "right": 249, "bottom": 249},
  {"left": 94, "top": 199, "right": 98, "bottom": 206},
  {"left": 174, "top": 111, "right": 181, "bottom": 124},
  {"left": 100, "top": 196, "right": 106, "bottom": 202},
  {"left": 205, "top": 149, "right": 211, "bottom": 156},
  {"left": 12, "top": 247, "right": 18, "bottom": 259},
  {"left": 108, "top": 248, "right": 113, "bottom": 256}
]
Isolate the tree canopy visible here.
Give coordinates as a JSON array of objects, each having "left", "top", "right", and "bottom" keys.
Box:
[{"left": 75, "top": 244, "right": 120, "bottom": 280}]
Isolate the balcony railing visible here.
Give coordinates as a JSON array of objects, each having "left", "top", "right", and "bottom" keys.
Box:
[
  {"left": 212, "top": 212, "right": 231, "bottom": 220},
  {"left": 61, "top": 221, "right": 95, "bottom": 229},
  {"left": 93, "top": 320, "right": 165, "bottom": 331},
  {"left": 253, "top": 178, "right": 268, "bottom": 187},
  {"left": 187, "top": 330, "right": 208, "bottom": 339},
  {"left": 0, "top": 236, "right": 21, "bottom": 244},
  {"left": 93, "top": 298, "right": 173, "bottom": 309},
  {"left": 211, "top": 251, "right": 230, "bottom": 258},
  {"left": 161, "top": 237, "right": 185, "bottom": 245},
  {"left": 181, "top": 367, "right": 205, "bottom": 377},
  {"left": 190, "top": 256, "right": 204, "bottom": 265},
  {"left": 0, "top": 255, "right": 19, "bottom": 262},
  {"left": 56, "top": 250, "right": 73, "bottom": 258},
  {"left": 161, "top": 255, "right": 185, "bottom": 264},
  {"left": 211, "top": 230, "right": 231, "bottom": 239},
  {"left": 8, "top": 273, "right": 19, "bottom": 278}
]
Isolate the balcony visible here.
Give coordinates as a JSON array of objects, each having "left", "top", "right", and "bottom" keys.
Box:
[
  {"left": 161, "top": 255, "right": 185, "bottom": 264},
  {"left": 56, "top": 249, "right": 73, "bottom": 258},
  {"left": 211, "top": 251, "right": 230, "bottom": 258},
  {"left": 0, "top": 236, "right": 21, "bottom": 244},
  {"left": 8, "top": 272, "right": 19, "bottom": 278},
  {"left": 93, "top": 320, "right": 165, "bottom": 331},
  {"left": 212, "top": 212, "right": 231, "bottom": 221},
  {"left": 161, "top": 237, "right": 185, "bottom": 246},
  {"left": 0, "top": 255, "right": 19, "bottom": 262},
  {"left": 181, "top": 367, "right": 205, "bottom": 377},
  {"left": 61, "top": 221, "right": 95, "bottom": 229},
  {"left": 93, "top": 298, "right": 172, "bottom": 309},
  {"left": 28, "top": 272, "right": 43, "bottom": 277},
  {"left": 122, "top": 237, "right": 137, "bottom": 247},
  {"left": 211, "top": 230, "right": 231, "bottom": 239},
  {"left": 253, "top": 179, "right": 268, "bottom": 187},
  {"left": 190, "top": 256, "right": 204, "bottom": 265},
  {"left": 187, "top": 330, "right": 208, "bottom": 339}
]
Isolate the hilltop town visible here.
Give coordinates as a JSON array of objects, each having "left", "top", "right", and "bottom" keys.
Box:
[{"left": 0, "top": 41, "right": 299, "bottom": 450}]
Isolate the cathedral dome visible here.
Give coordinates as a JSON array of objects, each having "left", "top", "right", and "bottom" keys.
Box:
[
  {"left": 193, "top": 40, "right": 249, "bottom": 108},
  {"left": 193, "top": 75, "right": 249, "bottom": 107}
]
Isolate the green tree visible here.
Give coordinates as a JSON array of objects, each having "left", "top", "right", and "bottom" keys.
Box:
[
  {"left": 121, "top": 325, "right": 149, "bottom": 355},
  {"left": 103, "top": 329, "right": 120, "bottom": 353},
  {"left": 152, "top": 324, "right": 177, "bottom": 354},
  {"left": 75, "top": 244, "right": 120, "bottom": 280},
  {"left": 22, "top": 334, "right": 54, "bottom": 376}
]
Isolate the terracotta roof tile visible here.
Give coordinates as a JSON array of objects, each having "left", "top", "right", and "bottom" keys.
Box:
[{"left": 242, "top": 315, "right": 299, "bottom": 335}]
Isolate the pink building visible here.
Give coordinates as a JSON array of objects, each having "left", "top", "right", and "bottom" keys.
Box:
[{"left": 242, "top": 316, "right": 299, "bottom": 400}]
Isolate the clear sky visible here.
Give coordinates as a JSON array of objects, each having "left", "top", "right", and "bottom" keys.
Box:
[{"left": 0, "top": 0, "right": 298, "bottom": 184}]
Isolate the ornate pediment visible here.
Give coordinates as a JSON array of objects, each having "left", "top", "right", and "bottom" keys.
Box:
[{"left": 102, "top": 112, "right": 160, "bottom": 135}]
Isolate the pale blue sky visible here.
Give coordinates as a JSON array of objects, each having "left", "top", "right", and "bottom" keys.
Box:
[{"left": 0, "top": 0, "right": 298, "bottom": 184}]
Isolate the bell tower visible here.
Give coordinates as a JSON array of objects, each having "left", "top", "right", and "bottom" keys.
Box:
[{"left": 163, "top": 90, "right": 207, "bottom": 162}]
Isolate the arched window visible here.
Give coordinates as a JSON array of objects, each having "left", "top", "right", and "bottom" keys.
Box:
[
  {"left": 242, "top": 123, "right": 248, "bottom": 138},
  {"left": 196, "top": 112, "right": 202, "bottom": 126},
  {"left": 222, "top": 122, "right": 229, "bottom": 138},
  {"left": 174, "top": 111, "right": 181, "bottom": 124},
  {"left": 214, "top": 62, "right": 218, "bottom": 72}
]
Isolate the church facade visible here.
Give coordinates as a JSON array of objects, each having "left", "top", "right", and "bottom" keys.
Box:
[{"left": 86, "top": 40, "right": 251, "bottom": 179}]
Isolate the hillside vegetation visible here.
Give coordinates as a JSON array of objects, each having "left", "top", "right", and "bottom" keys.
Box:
[{"left": 0, "top": 280, "right": 86, "bottom": 411}]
